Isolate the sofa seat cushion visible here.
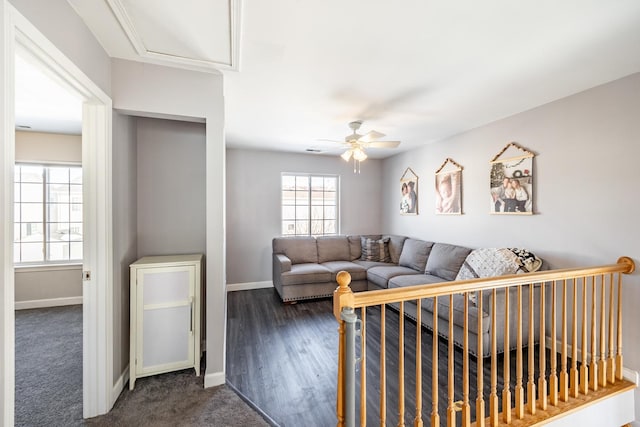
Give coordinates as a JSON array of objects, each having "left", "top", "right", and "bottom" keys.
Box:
[
  {"left": 387, "top": 274, "right": 445, "bottom": 289},
  {"left": 367, "top": 266, "right": 421, "bottom": 288},
  {"left": 321, "top": 261, "right": 367, "bottom": 281},
  {"left": 352, "top": 260, "right": 395, "bottom": 270},
  {"left": 425, "top": 243, "right": 471, "bottom": 280},
  {"left": 281, "top": 263, "right": 331, "bottom": 286},
  {"left": 317, "top": 236, "right": 351, "bottom": 263}
]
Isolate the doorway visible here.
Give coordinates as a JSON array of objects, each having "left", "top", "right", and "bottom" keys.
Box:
[{"left": 2, "top": 4, "right": 113, "bottom": 424}]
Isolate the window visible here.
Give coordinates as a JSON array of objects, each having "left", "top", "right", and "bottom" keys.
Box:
[
  {"left": 281, "top": 174, "right": 338, "bottom": 236},
  {"left": 14, "top": 164, "right": 83, "bottom": 264}
]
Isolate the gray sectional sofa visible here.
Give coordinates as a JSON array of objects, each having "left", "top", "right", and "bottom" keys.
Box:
[{"left": 272, "top": 234, "right": 540, "bottom": 357}]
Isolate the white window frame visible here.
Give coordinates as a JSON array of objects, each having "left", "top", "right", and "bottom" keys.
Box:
[
  {"left": 281, "top": 173, "right": 340, "bottom": 236},
  {"left": 14, "top": 162, "right": 83, "bottom": 265}
]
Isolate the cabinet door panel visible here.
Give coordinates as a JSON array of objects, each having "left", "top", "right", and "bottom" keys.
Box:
[
  {"left": 142, "top": 305, "right": 191, "bottom": 369},
  {"left": 142, "top": 269, "right": 191, "bottom": 305}
]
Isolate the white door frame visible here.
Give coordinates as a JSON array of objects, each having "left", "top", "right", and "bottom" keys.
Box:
[{"left": 1, "top": 3, "right": 113, "bottom": 423}]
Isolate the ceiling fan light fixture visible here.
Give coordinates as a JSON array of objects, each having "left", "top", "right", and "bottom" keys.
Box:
[
  {"left": 341, "top": 149, "right": 353, "bottom": 161},
  {"left": 353, "top": 148, "right": 367, "bottom": 161}
]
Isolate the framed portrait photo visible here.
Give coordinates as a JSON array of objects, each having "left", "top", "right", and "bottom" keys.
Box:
[
  {"left": 435, "top": 158, "right": 463, "bottom": 215},
  {"left": 400, "top": 168, "right": 418, "bottom": 215}
]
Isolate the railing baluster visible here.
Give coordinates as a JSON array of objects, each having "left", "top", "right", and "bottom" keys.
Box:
[
  {"left": 608, "top": 273, "right": 616, "bottom": 384},
  {"left": 490, "top": 289, "right": 499, "bottom": 426},
  {"left": 380, "top": 304, "right": 386, "bottom": 427},
  {"left": 570, "top": 278, "right": 579, "bottom": 398},
  {"left": 598, "top": 274, "right": 607, "bottom": 388},
  {"left": 431, "top": 297, "right": 440, "bottom": 427},
  {"left": 414, "top": 299, "right": 423, "bottom": 427},
  {"left": 462, "top": 293, "right": 471, "bottom": 427},
  {"left": 502, "top": 287, "right": 511, "bottom": 424},
  {"left": 616, "top": 272, "right": 623, "bottom": 381},
  {"left": 589, "top": 276, "right": 598, "bottom": 392},
  {"left": 550, "top": 280, "right": 558, "bottom": 406},
  {"left": 560, "top": 279, "right": 569, "bottom": 402},
  {"left": 361, "top": 307, "right": 367, "bottom": 427},
  {"left": 399, "top": 301, "right": 405, "bottom": 427},
  {"left": 515, "top": 286, "right": 524, "bottom": 419},
  {"left": 539, "top": 282, "right": 547, "bottom": 410},
  {"left": 580, "top": 277, "right": 589, "bottom": 395},
  {"left": 527, "top": 283, "right": 536, "bottom": 414},
  {"left": 447, "top": 295, "right": 456, "bottom": 427},
  {"left": 476, "top": 291, "right": 485, "bottom": 427}
]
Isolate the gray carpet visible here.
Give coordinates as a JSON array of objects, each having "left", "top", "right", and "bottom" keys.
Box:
[
  {"left": 15, "top": 305, "right": 83, "bottom": 426},
  {"left": 16, "top": 305, "right": 272, "bottom": 427}
]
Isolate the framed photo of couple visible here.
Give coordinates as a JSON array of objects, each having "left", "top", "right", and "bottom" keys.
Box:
[
  {"left": 490, "top": 142, "right": 534, "bottom": 215},
  {"left": 400, "top": 167, "right": 418, "bottom": 215}
]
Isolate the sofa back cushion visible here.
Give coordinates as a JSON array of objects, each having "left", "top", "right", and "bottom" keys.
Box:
[
  {"left": 398, "top": 239, "right": 434, "bottom": 271},
  {"left": 347, "top": 234, "right": 382, "bottom": 261},
  {"left": 425, "top": 243, "right": 472, "bottom": 280},
  {"left": 317, "top": 236, "right": 351, "bottom": 263},
  {"left": 272, "top": 236, "right": 318, "bottom": 264},
  {"left": 382, "top": 235, "right": 408, "bottom": 264}
]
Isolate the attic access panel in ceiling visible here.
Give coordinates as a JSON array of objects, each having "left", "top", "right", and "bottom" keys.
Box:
[{"left": 108, "top": 0, "right": 236, "bottom": 69}]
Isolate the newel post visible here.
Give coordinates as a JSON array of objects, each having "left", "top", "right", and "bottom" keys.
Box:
[{"left": 334, "top": 271, "right": 355, "bottom": 427}]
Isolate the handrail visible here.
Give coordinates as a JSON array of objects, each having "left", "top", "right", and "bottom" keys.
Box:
[
  {"left": 334, "top": 257, "right": 634, "bottom": 315},
  {"left": 333, "top": 256, "right": 636, "bottom": 427}
]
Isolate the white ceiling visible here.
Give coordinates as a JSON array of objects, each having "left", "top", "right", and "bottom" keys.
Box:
[{"left": 23, "top": 1, "right": 640, "bottom": 156}]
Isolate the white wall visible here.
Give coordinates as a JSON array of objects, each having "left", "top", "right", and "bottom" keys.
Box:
[
  {"left": 226, "top": 148, "right": 383, "bottom": 285},
  {"left": 136, "top": 117, "right": 206, "bottom": 257},
  {"left": 382, "top": 72, "right": 640, "bottom": 417},
  {"left": 8, "top": 0, "right": 111, "bottom": 95},
  {"left": 111, "top": 58, "right": 226, "bottom": 388},
  {"left": 14, "top": 131, "right": 83, "bottom": 306},
  {"left": 111, "top": 111, "right": 137, "bottom": 384}
]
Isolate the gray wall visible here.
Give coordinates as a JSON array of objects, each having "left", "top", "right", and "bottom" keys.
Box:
[
  {"left": 382, "top": 72, "right": 640, "bottom": 416},
  {"left": 136, "top": 117, "right": 206, "bottom": 257},
  {"left": 112, "top": 111, "right": 137, "bottom": 383},
  {"left": 226, "top": 148, "right": 383, "bottom": 285}
]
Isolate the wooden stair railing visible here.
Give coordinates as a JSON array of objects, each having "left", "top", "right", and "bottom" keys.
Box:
[{"left": 334, "top": 257, "right": 636, "bottom": 427}]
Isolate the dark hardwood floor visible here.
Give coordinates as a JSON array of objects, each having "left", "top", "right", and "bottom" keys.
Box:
[{"left": 226, "top": 288, "right": 553, "bottom": 427}]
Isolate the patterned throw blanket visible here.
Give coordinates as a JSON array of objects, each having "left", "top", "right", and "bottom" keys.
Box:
[{"left": 455, "top": 248, "right": 542, "bottom": 304}]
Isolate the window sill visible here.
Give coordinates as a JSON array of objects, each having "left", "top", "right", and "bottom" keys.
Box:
[{"left": 14, "top": 263, "right": 82, "bottom": 273}]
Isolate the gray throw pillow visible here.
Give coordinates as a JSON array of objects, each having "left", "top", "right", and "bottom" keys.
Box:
[
  {"left": 398, "top": 239, "right": 433, "bottom": 271},
  {"left": 360, "top": 237, "right": 391, "bottom": 263}
]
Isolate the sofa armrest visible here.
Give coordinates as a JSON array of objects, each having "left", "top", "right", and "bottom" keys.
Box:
[{"left": 273, "top": 253, "right": 292, "bottom": 275}]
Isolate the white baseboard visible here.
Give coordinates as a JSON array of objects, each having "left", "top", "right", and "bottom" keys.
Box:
[
  {"left": 15, "top": 296, "right": 83, "bottom": 310},
  {"left": 226, "top": 280, "right": 272, "bottom": 292},
  {"left": 111, "top": 365, "right": 129, "bottom": 408},
  {"left": 204, "top": 370, "right": 225, "bottom": 388}
]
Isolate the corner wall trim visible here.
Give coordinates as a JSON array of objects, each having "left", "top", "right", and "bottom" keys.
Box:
[
  {"left": 226, "top": 281, "right": 272, "bottom": 292},
  {"left": 111, "top": 365, "right": 129, "bottom": 407},
  {"left": 204, "top": 370, "right": 225, "bottom": 388},
  {"left": 15, "top": 296, "right": 83, "bottom": 310}
]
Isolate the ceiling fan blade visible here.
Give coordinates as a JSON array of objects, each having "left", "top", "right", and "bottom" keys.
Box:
[
  {"left": 366, "top": 141, "right": 401, "bottom": 148},
  {"left": 359, "top": 130, "right": 386, "bottom": 143}
]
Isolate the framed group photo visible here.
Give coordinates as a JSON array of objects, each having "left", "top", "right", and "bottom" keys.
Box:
[{"left": 489, "top": 142, "right": 534, "bottom": 215}]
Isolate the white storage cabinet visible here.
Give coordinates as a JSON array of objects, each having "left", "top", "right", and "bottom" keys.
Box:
[{"left": 129, "top": 254, "right": 203, "bottom": 390}]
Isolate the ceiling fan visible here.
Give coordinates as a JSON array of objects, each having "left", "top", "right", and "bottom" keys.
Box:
[{"left": 327, "top": 121, "right": 401, "bottom": 173}]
